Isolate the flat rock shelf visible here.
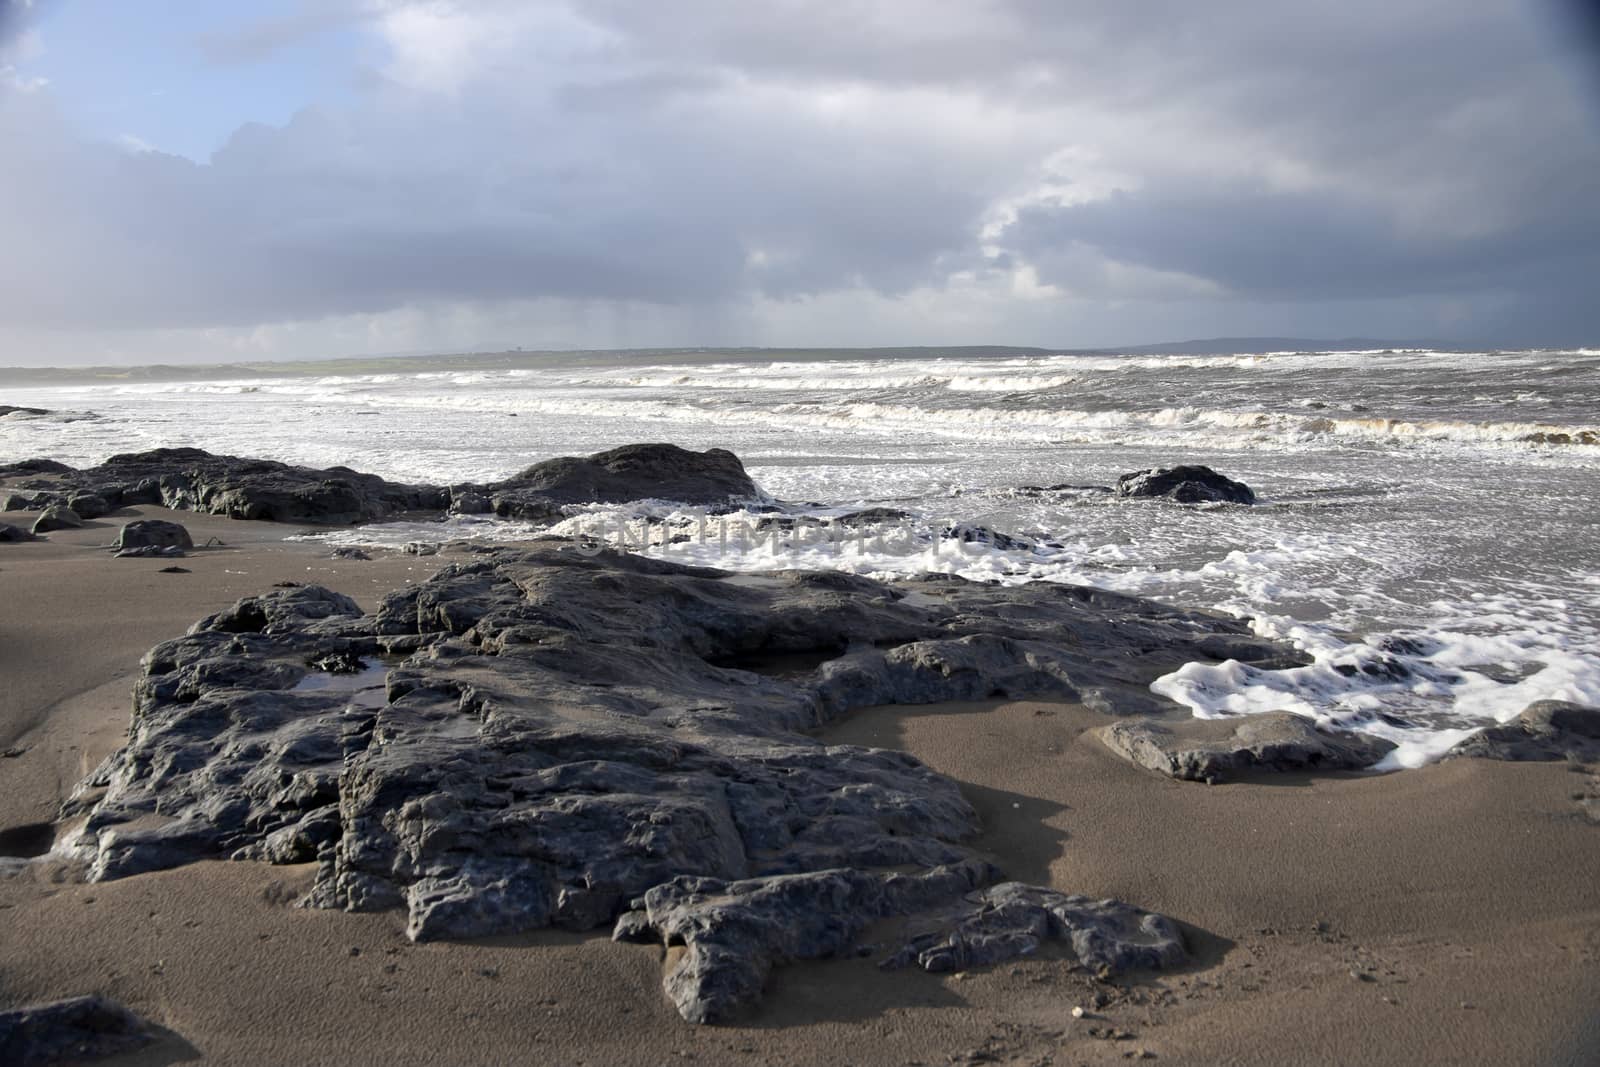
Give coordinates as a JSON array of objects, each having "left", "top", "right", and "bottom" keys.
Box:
[{"left": 57, "top": 541, "right": 1289, "bottom": 1022}]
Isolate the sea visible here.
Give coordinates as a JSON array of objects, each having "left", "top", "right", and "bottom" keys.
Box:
[{"left": 5, "top": 345, "right": 1599, "bottom": 769}]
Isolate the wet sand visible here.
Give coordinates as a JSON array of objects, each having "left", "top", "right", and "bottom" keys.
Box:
[{"left": 1, "top": 505, "right": 1596, "bottom": 1065}]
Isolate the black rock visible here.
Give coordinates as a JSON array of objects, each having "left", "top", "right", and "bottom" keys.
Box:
[
  {"left": 0, "top": 405, "right": 50, "bottom": 418},
  {"left": 2, "top": 491, "right": 48, "bottom": 511},
  {"left": 1016, "top": 483, "right": 1114, "bottom": 496},
  {"left": 0, "top": 995, "right": 153, "bottom": 1066},
  {"left": 1098, "top": 712, "right": 1395, "bottom": 781},
  {"left": 331, "top": 547, "right": 372, "bottom": 560},
  {"left": 16, "top": 447, "right": 449, "bottom": 525},
  {"left": 2, "top": 443, "right": 762, "bottom": 528},
  {"left": 833, "top": 506, "right": 912, "bottom": 525},
  {"left": 0, "top": 522, "right": 35, "bottom": 542},
  {"left": 1115, "top": 466, "right": 1256, "bottom": 505},
  {"left": 62, "top": 547, "right": 1264, "bottom": 1019},
  {"left": 66, "top": 493, "right": 112, "bottom": 520},
  {"left": 448, "top": 489, "right": 493, "bottom": 515},
  {"left": 31, "top": 505, "right": 83, "bottom": 534},
  {"left": 115, "top": 519, "right": 194, "bottom": 552},
  {"left": 940, "top": 524, "right": 1034, "bottom": 551},
  {"left": 1445, "top": 701, "right": 1600, "bottom": 762},
  {"left": 486, "top": 443, "right": 759, "bottom": 520},
  {"left": 0, "top": 458, "right": 76, "bottom": 478}
]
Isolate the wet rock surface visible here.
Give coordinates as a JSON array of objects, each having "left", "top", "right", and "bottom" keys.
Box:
[
  {"left": 0, "top": 458, "right": 75, "bottom": 481},
  {"left": 467, "top": 443, "right": 760, "bottom": 520},
  {"left": 0, "top": 995, "right": 153, "bottom": 1066},
  {"left": 3, "top": 443, "right": 761, "bottom": 527},
  {"left": 63, "top": 545, "right": 1284, "bottom": 1018},
  {"left": 2, "top": 447, "right": 447, "bottom": 525},
  {"left": 0, "top": 522, "right": 34, "bottom": 542},
  {"left": 1097, "top": 711, "right": 1396, "bottom": 781},
  {"left": 1115, "top": 466, "right": 1256, "bottom": 505},
  {"left": 1445, "top": 700, "right": 1600, "bottom": 762},
  {"left": 0, "top": 405, "right": 50, "bottom": 418}
]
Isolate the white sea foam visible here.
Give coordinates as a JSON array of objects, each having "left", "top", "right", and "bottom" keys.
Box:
[
  {"left": 292, "top": 497, "right": 1600, "bottom": 770},
  {"left": 9, "top": 345, "right": 1600, "bottom": 772}
]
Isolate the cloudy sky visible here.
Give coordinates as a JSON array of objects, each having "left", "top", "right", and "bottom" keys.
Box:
[{"left": 2, "top": 0, "right": 1598, "bottom": 365}]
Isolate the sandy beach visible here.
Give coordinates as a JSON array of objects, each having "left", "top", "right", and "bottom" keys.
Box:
[
  {"left": 1, "top": 504, "right": 1595, "bottom": 1065},
  {"left": 7, "top": 0, "right": 1600, "bottom": 1060}
]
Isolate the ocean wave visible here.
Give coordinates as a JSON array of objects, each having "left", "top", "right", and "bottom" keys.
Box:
[{"left": 212, "top": 384, "right": 1598, "bottom": 457}]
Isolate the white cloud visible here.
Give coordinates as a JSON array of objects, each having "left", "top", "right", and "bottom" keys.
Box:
[{"left": 0, "top": 0, "right": 1597, "bottom": 364}]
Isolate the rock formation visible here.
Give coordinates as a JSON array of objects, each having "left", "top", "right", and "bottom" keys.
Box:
[
  {"left": 115, "top": 519, "right": 195, "bottom": 552},
  {"left": 1, "top": 447, "right": 447, "bottom": 525},
  {"left": 30, "top": 505, "right": 82, "bottom": 534},
  {"left": 1115, "top": 466, "right": 1256, "bottom": 505},
  {"left": 1, "top": 443, "right": 761, "bottom": 526},
  {"left": 1097, "top": 712, "right": 1396, "bottom": 781},
  {"left": 1445, "top": 700, "right": 1600, "bottom": 762},
  {"left": 0, "top": 996, "right": 152, "bottom": 1066},
  {"left": 62, "top": 544, "right": 1289, "bottom": 1020},
  {"left": 463, "top": 443, "right": 761, "bottom": 520}
]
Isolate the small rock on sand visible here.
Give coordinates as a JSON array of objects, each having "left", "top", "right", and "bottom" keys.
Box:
[
  {"left": 0, "top": 995, "right": 153, "bottom": 1065},
  {"left": 115, "top": 519, "right": 195, "bottom": 552},
  {"left": 31, "top": 505, "right": 83, "bottom": 534}
]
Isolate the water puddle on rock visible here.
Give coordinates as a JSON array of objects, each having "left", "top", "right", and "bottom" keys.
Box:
[{"left": 290, "top": 661, "right": 392, "bottom": 709}]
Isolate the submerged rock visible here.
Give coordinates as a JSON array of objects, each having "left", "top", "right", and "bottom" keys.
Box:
[
  {"left": 62, "top": 547, "right": 1274, "bottom": 1019},
  {"left": 0, "top": 405, "right": 50, "bottom": 418},
  {"left": 1445, "top": 700, "right": 1600, "bottom": 762},
  {"left": 1098, "top": 712, "right": 1395, "bottom": 781},
  {"left": 0, "top": 995, "right": 153, "bottom": 1066},
  {"left": 0, "top": 522, "right": 35, "bottom": 542},
  {"left": 1115, "top": 466, "right": 1256, "bottom": 505},
  {"left": 31, "top": 505, "right": 83, "bottom": 534}
]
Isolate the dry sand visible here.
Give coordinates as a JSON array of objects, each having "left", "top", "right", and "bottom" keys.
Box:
[{"left": 1, "top": 505, "right": 1597, "bottom": 1065}]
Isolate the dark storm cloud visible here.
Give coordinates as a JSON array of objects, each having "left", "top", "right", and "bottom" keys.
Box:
[
  {"left": 2, "top": 0, "right": 1597, "bottom": 343},
  {"left": 1008, "top": 181, "right": 1600, "bottom": 302}
]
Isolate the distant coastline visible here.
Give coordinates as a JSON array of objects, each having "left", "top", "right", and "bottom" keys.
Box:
[{"left": 0, "top": 336, "right": 1473, "bottom": 384}]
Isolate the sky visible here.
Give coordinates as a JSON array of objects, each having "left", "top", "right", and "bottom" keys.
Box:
[{"left": 2, "top": 0, "right": 1599, "bottom": 366}]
